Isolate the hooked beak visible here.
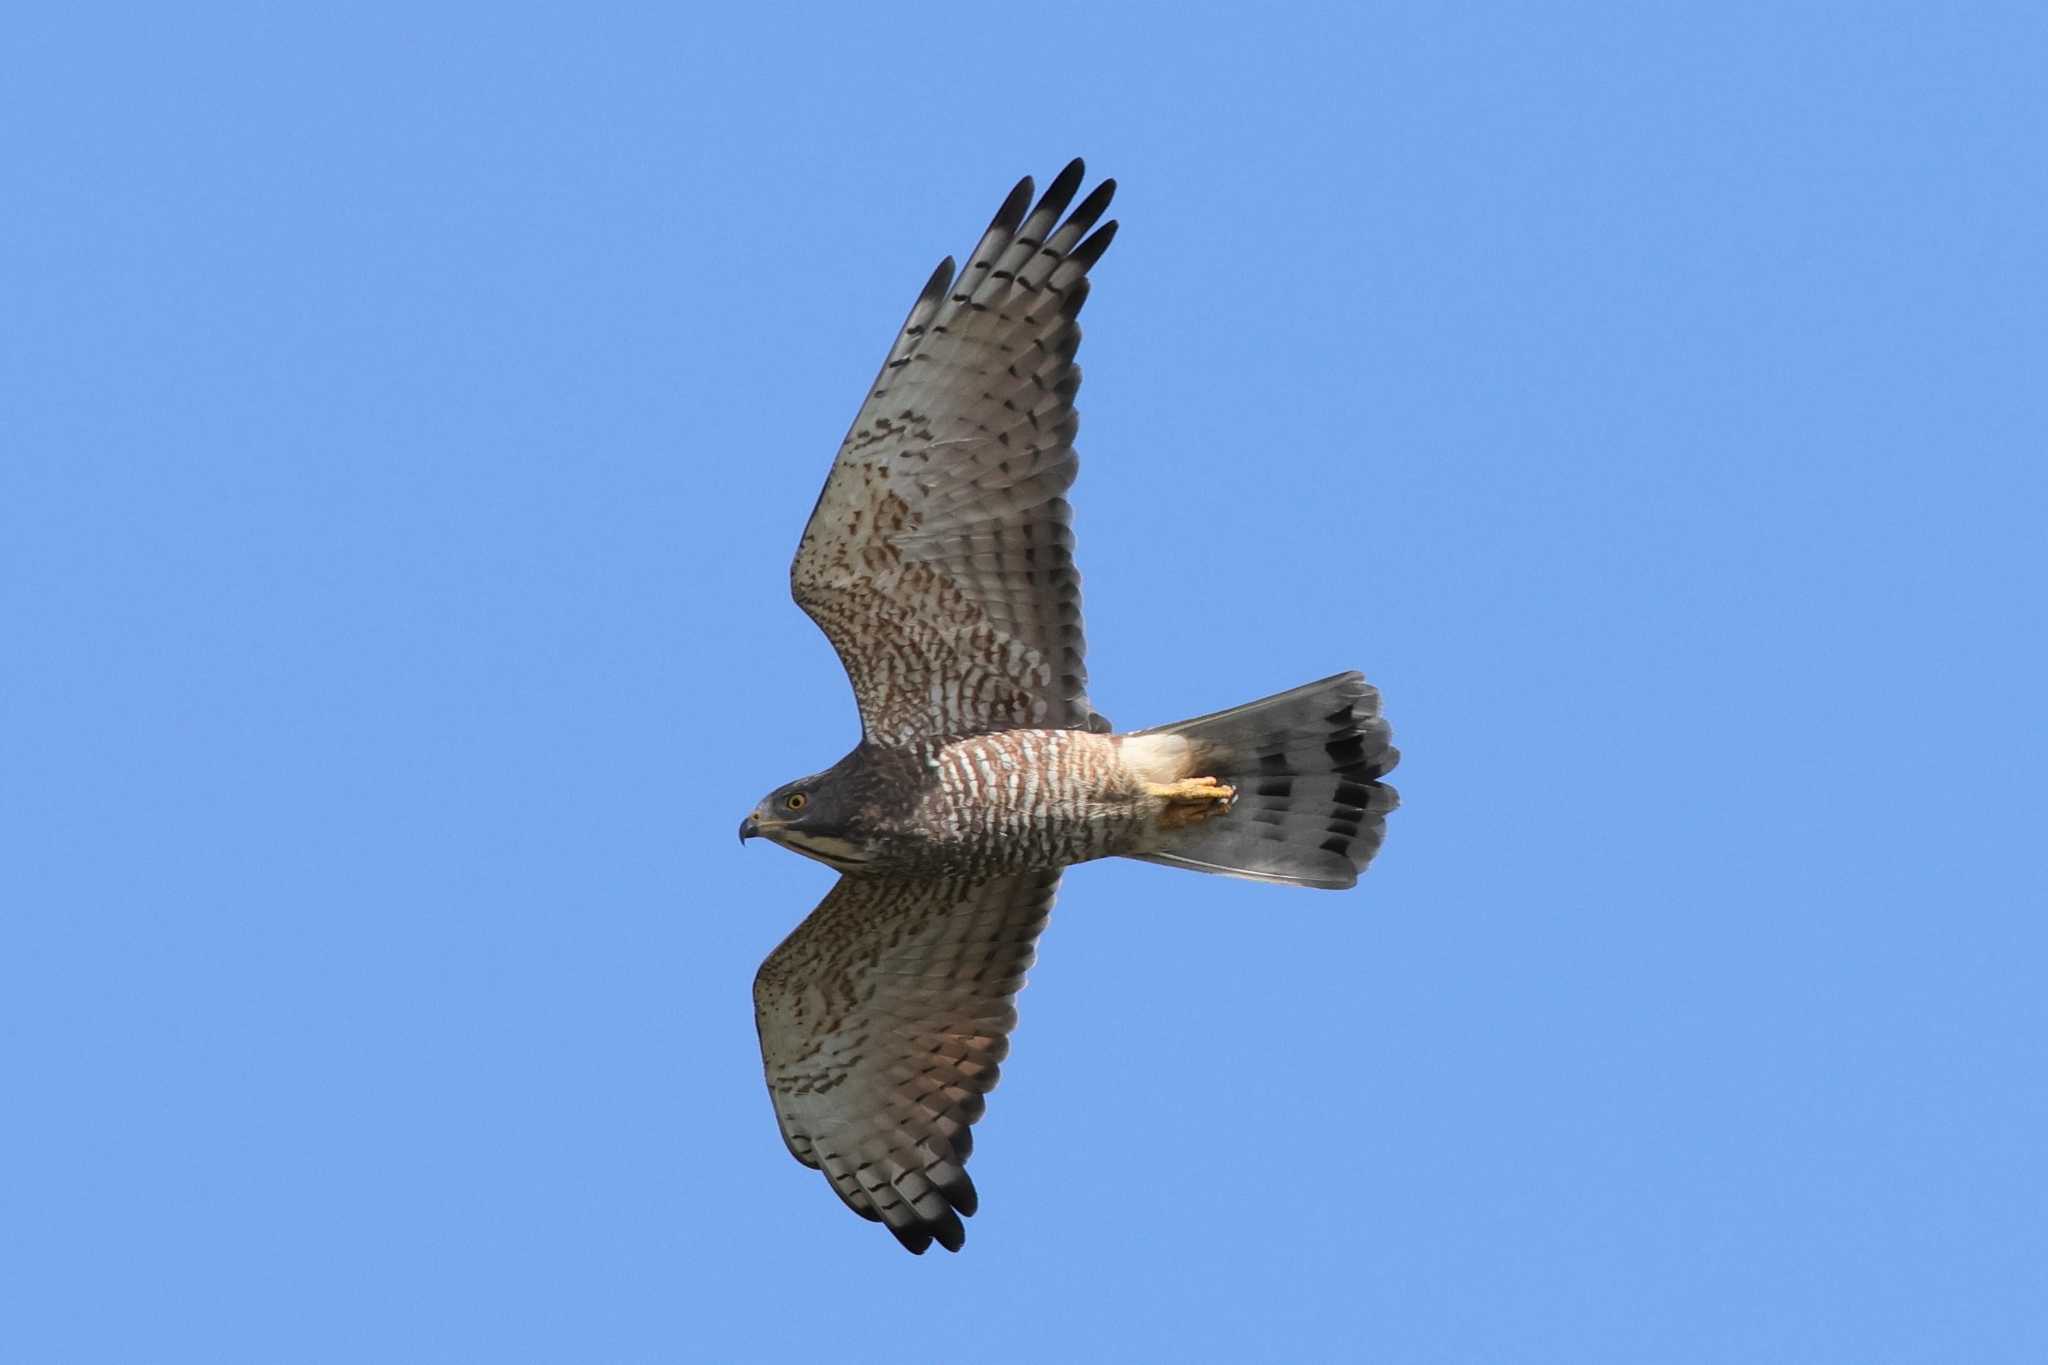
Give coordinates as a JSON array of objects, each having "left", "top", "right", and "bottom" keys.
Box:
[{"left": 739, "top": 815, "right": 760, "bottom": 844}]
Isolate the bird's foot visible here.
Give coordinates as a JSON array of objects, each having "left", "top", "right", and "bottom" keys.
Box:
[{"left": 1148, "top": 776, "right": 1235, "bottom": 828}]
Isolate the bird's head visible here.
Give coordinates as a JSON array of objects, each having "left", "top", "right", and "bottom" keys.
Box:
[{"left": 740, "top": 774, "right": 871, "bottom": 871}]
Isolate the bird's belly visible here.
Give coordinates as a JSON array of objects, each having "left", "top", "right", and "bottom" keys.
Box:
[{"left": 899, "top": 730, "right": 1142, "bottom": 874}]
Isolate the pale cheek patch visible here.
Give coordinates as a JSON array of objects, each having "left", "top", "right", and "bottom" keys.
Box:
[{"left": 782, "top": 832, "right": 873, "bottom": 869}]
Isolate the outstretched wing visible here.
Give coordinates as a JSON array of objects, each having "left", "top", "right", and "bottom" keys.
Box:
[
  {"left": 753, "top": 871, "right": 1060, "bottom": 1254},
  {"left": 791, "top": 160, "right": 1118, "bottom": 746}
]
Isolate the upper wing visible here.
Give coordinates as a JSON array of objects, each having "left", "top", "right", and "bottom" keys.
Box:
[
  {"left": 791, "top": 160, "right": 1118, "bottom": 746},
  {"left": 753, "top": 870, "right": 1060, "bottom": 1254}
]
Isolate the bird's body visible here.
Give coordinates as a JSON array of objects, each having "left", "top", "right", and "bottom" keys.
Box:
[
  {"left": 768, "top": 729, "right": 1245, "bottom": 879},
  {"left": 740, "top": 161, "right": 1400, "bottom": 1253},
  {"left": 896, "top": 729, "right": 1147, "bottom": 874}
]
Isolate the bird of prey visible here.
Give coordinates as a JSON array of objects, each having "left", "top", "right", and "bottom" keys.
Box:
[{"left": 742, "top": 160, "right": 1399, "bottom": 1254}]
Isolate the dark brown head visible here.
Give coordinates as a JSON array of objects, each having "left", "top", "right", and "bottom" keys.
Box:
[{"left": 739, "top": 767, "right": 873, "bottom": 872}]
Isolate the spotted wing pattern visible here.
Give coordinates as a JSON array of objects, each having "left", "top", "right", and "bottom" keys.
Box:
[
  {"left": 790, "top": 160, "right": 1118, "bottom": 746},
  {"left": 752, "top": 871, "right": 1059, "bottom": 1254}
]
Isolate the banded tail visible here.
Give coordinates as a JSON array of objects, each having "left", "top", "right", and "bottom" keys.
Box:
[{"left": 1123, "top": 672, "right": 1399, "bottom": 890}]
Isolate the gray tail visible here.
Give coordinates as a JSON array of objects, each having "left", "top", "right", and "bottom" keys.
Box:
[{"left": 1127, "top": 672, "right": 1399, "bottom": 890}]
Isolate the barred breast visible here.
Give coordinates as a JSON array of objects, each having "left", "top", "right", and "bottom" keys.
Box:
[{"left": 908, "top": 729, "right": 1146, "bottom": 875}]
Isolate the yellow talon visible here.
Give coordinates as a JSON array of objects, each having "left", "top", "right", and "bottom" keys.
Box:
[
  {"left": 1149, "top": 776, "right": 1234, "bottom": 829},
  {"left": 1147, "top": 776, "right": 1236, "bottom": 803}
]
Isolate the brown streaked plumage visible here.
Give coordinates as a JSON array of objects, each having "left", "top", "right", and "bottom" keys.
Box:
[{"left": 743, "top": 161, "right": 1400, "bottom": 1254}]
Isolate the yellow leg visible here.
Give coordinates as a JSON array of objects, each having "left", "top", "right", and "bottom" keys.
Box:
[
  {"left": 1147, "top": 776, "right": 1236, "bottom": 803},
  {"left": 1147, "top": 776, "right": 1235, "bottom": 828}
]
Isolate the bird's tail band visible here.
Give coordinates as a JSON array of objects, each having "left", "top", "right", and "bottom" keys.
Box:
[{"left": 1121, "top": 672, "right": 1398, "bottom": 890}]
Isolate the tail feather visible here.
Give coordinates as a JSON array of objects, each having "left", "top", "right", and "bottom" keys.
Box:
[{"left": 1124, "top": 672, "right": 1398, "bottom": 890}]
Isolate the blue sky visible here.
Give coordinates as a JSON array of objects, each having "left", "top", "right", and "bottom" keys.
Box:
[{"left": 5, "top": 3, "right": 2043, "bottom": 1361}]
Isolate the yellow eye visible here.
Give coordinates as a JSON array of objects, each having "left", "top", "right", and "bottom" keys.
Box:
[{"left": 785, "top": 792, "right": 808, "bottom": 812}]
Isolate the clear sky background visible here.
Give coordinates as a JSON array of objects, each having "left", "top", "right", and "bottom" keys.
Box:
[{"left": 5, "top": 3, "right": 2043, "bottom": 1361}]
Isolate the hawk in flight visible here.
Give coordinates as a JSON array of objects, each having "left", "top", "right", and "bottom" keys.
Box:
[{"left": 742, "top": 160, "right": 1399, "bottom": 1253}]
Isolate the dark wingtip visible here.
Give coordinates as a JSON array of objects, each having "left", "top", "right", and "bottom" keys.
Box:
[
  {"left": 1037, "top": 159, "right": 1087, "bottom": 218},
  {"left": 992, "top": 176, "right": 1034, "bottom": 232},
  {"left": 888, "top": 1224, "right": 934, "bottom": 1255},
  {"left": 1063, "top": 178, "right": 1117, "bottom": 238},
  {"left": 1071, "top": 219, "right": 1118, "bottom": 271}
]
